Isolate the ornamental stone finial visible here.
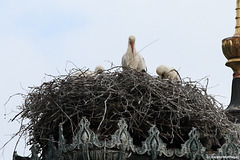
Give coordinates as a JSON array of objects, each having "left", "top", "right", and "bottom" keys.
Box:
[
  {"left": 222, "top": 0, "right": 240, "bottom": 122},
  {"left": 222, "top": 0, "right": 240, "bottom": 77}
]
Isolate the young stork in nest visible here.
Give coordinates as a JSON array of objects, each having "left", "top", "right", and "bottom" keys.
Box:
[
  {"left": 156, "top": 65, "right": 181, "bottom": 81},
  {"left": 122, "top": 35, "right": 147, "bottom": 72},
  {"left": 94, "top": 65, "right": 105, "bottom": 74}
]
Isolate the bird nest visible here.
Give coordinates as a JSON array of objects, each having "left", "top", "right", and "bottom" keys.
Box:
[{"left": 15, "top": 67, "right": 235, "bottom": 155}]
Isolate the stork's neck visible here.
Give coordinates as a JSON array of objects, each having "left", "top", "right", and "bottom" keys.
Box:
[{"left": 127, "top": 44, "right": 137, "bottom": 56}]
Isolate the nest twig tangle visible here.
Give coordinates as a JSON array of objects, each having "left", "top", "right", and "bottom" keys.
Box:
[{"left": 15, "top": 67, "right": 235, "bottom": 155}]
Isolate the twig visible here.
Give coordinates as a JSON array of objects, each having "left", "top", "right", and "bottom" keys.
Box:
[
  {"left": 138, "top": 39, "right": 159, "bottom": 53},
  {"left": 97, "top": 93, "right": 111, "bottom": 131}
]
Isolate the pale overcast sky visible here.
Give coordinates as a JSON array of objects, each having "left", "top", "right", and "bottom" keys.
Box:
[{"left": 0, "top": 1, "right": 236, "bottom": 159}]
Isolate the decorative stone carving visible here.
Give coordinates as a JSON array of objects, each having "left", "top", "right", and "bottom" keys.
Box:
[
  {"left": 106, "top": 118, "right": 135, "bottom": 151},
  {"left": 175, "top": 127, "right": 206, "bottom": 160},
  {"left": 72, "top": 117, "right": 102, "bottom": 148},
  {"left": 106, "top": 118, "right": 135, "bottom": 159},
  {"left": 136, "top": 125, "right": 174, "bottom": 159},
  {"left": 71, "top": 117, "right": 103, "bottom": 159},
  {"left": 14, "top": 119, "right": 240, "bottom": 160},
  {"left": 217, "top": 132, "right": 240, "bottom": 157}
]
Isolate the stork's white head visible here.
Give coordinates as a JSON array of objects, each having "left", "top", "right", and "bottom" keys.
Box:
[
  {"left": 156, "top": 65, "right": 180, "bottom": 81},
  {"left": 156, "top": 65, "right": 168, "bottom": 79},
  {"left": 94, "top": 65, "right": 104, "bottom": 74},
  {"left": 128, "top": 35, "right": 136, "bottom": 55}
]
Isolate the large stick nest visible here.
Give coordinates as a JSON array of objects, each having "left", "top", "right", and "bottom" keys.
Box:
[{"left": 16, "top": 68, "right": 235, "bottom": 154}]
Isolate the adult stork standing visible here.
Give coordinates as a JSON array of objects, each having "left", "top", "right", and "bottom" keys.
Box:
[
  {"left": 122, "top": 35, "right": 147, "bottom": 72},
  {"left": 156, "top": 65, "right": 181, "bottom": 81}
]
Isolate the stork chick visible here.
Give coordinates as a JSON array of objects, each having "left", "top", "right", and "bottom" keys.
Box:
[
  {"left": 156, "top": 65, "right": 180, "bottom": 81},
  {"left": 94, "top": 65, "right": 105, "bottom": 74},
  {"left": 122, "top": 35, "right": 147, "bottom": 72}
]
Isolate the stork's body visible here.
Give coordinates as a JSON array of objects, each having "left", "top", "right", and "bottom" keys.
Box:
[
  {"left": 156, "top": 65, "right": 180, "bottom": 81},
  {"left": 122, "top": 36, "right": 147, "bottom": 72}
]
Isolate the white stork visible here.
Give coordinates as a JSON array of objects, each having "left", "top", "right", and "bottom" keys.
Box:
[
  {"left": 156, "top": 65, "right": 180, "bottom": 81},
  {"left": 94, "top": 65, "right": 104, "bottom": 74},
  {"left": 121, "top": 35, "right": 147, "bottom": 72}
]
